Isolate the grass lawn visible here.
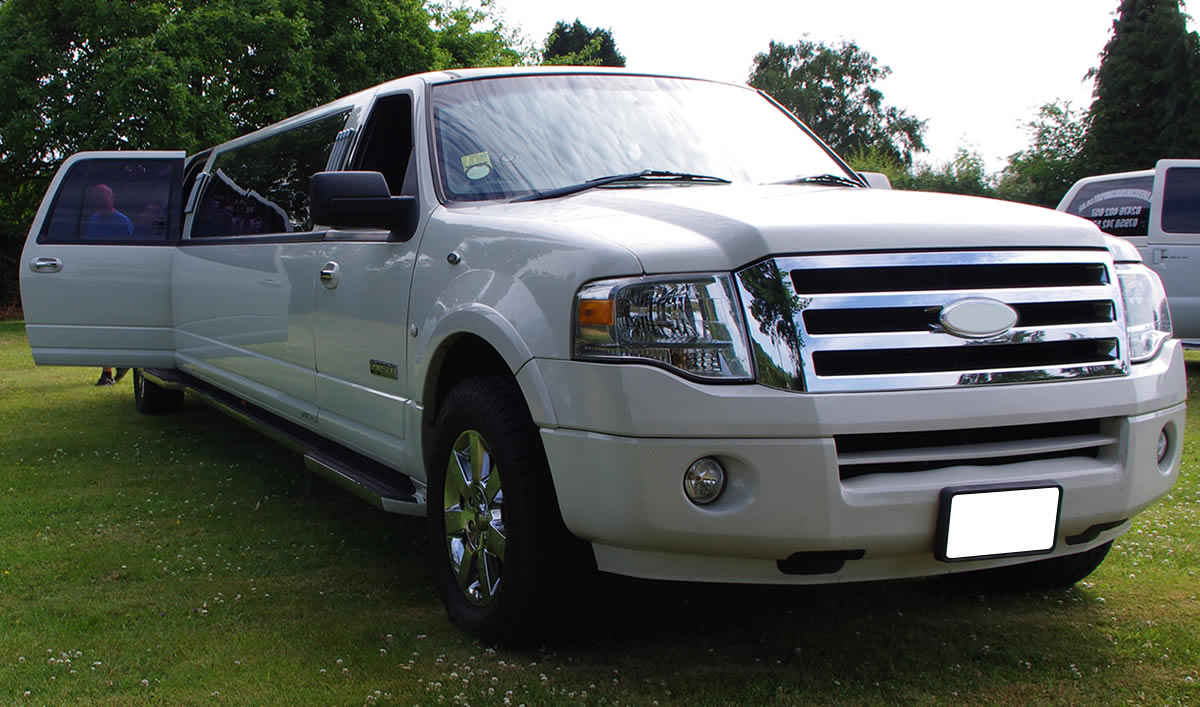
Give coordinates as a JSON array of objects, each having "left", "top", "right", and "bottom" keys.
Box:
[{"left": 0, "top": 318, "right": 1197, "bottom": 705}]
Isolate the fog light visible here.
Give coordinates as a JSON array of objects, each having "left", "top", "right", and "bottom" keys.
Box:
[
  {"left": 1157, "top": 429, "right": 1169, "bottom": 465},
  {"left": 683, "top": 457, "right": 726, "bottom": 506}
]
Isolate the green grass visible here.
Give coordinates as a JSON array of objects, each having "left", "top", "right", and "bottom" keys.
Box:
[{"left": 1, "top": 318, "right": 1197, "bottom": 704}]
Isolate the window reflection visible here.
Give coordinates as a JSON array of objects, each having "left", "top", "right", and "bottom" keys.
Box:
[
  {"left": 42, "top": 159, "right": 178, "bottom": 242},
  {"left": 432, "top": 74, "right": 847, "bottom": 202},
  {"left": 192, "top": 110, "right": 349, "bottom": 237}
]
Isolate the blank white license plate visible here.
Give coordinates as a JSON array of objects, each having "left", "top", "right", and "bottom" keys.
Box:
[{"left": 937, "top": 485, "right": 1062, "bottom": 561}]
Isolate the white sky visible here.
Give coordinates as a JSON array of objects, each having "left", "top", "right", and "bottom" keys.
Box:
[{"left": 490, "top": 0, "right": 1184, "bottom": 173}]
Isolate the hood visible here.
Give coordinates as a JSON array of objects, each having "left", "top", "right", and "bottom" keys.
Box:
[{"left": 456, "top": 184, "right": 1111, "bottom": 274}]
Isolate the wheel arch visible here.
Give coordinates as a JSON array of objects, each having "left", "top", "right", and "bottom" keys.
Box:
[{"left": 418, "top": 318, "right": 558, "bottom": 472}]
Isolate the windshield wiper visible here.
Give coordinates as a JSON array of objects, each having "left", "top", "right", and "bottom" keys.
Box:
[
  {"left": 513, "top": 170, "right": 731, "bottom": 202},
  {"left": 773, "top": 173, "right": 864, "bottom": 188}
]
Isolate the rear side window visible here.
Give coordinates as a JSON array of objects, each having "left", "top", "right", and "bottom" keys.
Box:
[
  {"left": 1162, "top": 167, "right": 1200, "bottom": 234},
  {"left": 40, "top": 159, "right": 181, "bottom": 242},
  {"left": 191, "top": 110, "right": 350, "bottom": 238},
  {"left": 1065, "top": 175, "right": 1153, "bottom": 237}
]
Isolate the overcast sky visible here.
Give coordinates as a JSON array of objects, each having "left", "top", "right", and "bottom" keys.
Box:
[{"left": 491, "top": 0, "right": 1184, "bottom": 173}]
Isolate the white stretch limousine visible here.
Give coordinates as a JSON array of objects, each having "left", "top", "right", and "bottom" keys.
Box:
[{"left": 21, "top": 67, "right": 1185, "bottom": 644}]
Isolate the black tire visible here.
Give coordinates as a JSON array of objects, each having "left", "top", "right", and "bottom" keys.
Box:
[
  {"left": 957, "top": 541, "right": 1113, "bottom": 592},
  {"left": 427, "top": 376, "right": 593, "bottom": 646},
  {"left": 133, "top": 369, "right": 184, "bottom": 414}
]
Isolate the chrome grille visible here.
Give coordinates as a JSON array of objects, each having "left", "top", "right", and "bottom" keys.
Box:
[{"left": 735, "top": 250, "right": 1130, "bottom": 392}]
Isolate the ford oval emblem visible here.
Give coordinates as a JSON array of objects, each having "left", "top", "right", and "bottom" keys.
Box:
[{"left": 938, "top": 298, "right": 1018, "bottom": 339}]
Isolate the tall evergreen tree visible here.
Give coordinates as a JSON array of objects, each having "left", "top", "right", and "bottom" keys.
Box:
[
  {"left": 541, "top": 20, "right": 625, "bottom": 67},
  {"left": 1082, "top": 0, "right": 1200, "bottom": 172}
]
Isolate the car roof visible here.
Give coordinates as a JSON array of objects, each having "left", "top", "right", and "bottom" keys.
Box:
[
  {"left": 369, "top": 65, "right": 745, "bottom": 93},
  {"left": 1072, "top": 168, "right": 1155, "bottom": 184},
  {"left": 203, "top": 67, "right": 751, "bottom": 158}
]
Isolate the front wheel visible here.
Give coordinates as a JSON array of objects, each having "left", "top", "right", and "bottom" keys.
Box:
[{"left": 427, "top": 376, "right": 592, "bottom": 645}]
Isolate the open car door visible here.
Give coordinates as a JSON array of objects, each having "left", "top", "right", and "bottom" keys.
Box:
[
  {"left": 20, "top": 151, "right": 185, "bottom": 367},
  {"left": 1148, "top": 159, "right": 1200, "bottom": 343}
]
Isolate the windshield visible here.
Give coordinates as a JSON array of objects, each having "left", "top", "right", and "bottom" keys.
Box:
[{"left": 430, "top": 74, "right": 852, "bottom": 202}]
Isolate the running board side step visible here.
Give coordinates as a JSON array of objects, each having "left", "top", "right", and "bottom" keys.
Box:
[
  {"left": 303, "top": 453, "right": 425, "bottom": 515},
  {"left": 140, "top": 368, "right": 426, "bottom": 516}
]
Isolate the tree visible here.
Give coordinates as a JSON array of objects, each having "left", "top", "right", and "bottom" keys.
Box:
[
  {"left": 430, "top": 1, "right": 529, "bottom": 69},
  {"left": 748, "top": 39, "right": 926, "bottom": 167},
  {"left": 904, "top": 149, "right": 996, "bottom": 198},
  {"left": 996, "top": 100, "right": 1089, "bottom": 207},
  {"left": 0, "top": 0, "right": 521, "bottom": 307},
  {"left": 541, "top": 19, "right": 625, "bottom": 67},
  {"left": 1081, "top": 0, "right": 1200, "bottom": 173},
  {"left": 848, "top": 146, "right": 996, "bottom": 198}
]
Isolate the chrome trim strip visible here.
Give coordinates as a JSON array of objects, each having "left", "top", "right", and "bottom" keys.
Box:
[
  {"left": 780, "top": 249, "right": 1112, "bottom": 270},
  {"left": 802, "top": 362, "right": 1125, "bottom": 393},
  {"left": 796, "top": 286, "right": 1113, "bottom": 310},
  {"left": 803, "top": 324, "right": 1122, "bottom": 352},
  {"left": 324, "top": 128, "right": 357, "bottom": 171}
]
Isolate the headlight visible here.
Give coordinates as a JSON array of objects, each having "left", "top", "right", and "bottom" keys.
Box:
[
  {"left": 574, "top": 274, "right": 753, "bottom": 381},
  {"left": 1117, "top": 263, "right": 1172, "bottom": 362}
]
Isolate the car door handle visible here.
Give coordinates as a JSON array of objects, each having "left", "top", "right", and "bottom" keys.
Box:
[
  {"left": 29, "top": 257, "right": 63, "bottom": 273},
  {"left": 319, "top": 261, "right": 340, "bottom": 289}
]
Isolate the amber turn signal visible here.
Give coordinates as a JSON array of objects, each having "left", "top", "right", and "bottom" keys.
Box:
[{"left": 577, "top": 299, "right": 614, "bottom": 327}]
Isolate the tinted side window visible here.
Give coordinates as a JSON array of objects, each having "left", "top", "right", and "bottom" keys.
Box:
[
  {"left": 40, "top": 159, "right": 180, "bottom": 242},
  {"left": 352, "top": 93, "right": 414, "bottom": 196},
  {"left": 192, "top": 110, "right": 349, "bottom": 238},
  {"left": 1162, "top": 167, "right": 1200, "bottom": 234},
  {"left": 1065, "top": 176, "right": 1153, "bottom": 237}
]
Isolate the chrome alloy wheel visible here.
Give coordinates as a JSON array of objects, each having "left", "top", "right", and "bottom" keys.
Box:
[{"left": 443, "top": 429, "right": 506, "bottom": 606}]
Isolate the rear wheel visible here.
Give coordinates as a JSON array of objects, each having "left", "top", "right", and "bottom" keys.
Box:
[
  {"left": 959, "top": 541, "right": 1113, "bottom": 592},
  {"left": 132, "top": 369, "right": 184, "bottom": 414},
  {"left": 427, "top": 376, "right": 591, "bottom": 645}
]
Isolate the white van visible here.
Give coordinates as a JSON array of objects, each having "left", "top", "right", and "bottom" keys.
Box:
[{"left": 1058, "top": 159, "right": 1200, "bottom": 345}]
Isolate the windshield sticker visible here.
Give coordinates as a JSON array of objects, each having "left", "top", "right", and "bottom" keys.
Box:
[{"left": 461, "top": 151, "right": 493, "bottom": 180}]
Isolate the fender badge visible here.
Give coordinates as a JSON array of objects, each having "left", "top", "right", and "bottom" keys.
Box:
[
  {"left": 938, "top": 298, "right": 1018, "bottom": 339},
  {"left": 369, "top": 359, "right": 399, "bottom": 380}
]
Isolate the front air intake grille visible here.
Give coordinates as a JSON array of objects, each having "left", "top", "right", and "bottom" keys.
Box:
[
  {"left": 803, "top": 301, "right": 1116, "bottom": 335},
  {"left": 734, "top": 250, "right": 1130, "bottom": 393},
  {"left": 813, "top": 339, "right": 1120, "bottom": 377},
  {"left": 789, "top": 262, "right": 1108, "bottom": 294},
  {"left": 836, "top": 418, "right": 1116, "bottom": 480}
]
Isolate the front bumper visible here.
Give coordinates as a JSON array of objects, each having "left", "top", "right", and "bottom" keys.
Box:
[{"left": 529, "top": 340, "right": 1187, "bottom": 584}]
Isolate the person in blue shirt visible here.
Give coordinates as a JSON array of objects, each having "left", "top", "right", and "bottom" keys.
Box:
[
  {"left": 86, "top": 183, "right": 133, "bottom": 385},
  {"left": 84, "top": 183, "right": 133, "bottom": 239}
]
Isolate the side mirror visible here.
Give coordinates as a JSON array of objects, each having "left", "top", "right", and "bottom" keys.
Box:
[
  {"left": 858, "top": 171, "right": 892, "bottom": 189},
  {"left": 310, "top": 171, "right": 416, "bottom": 240}
]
